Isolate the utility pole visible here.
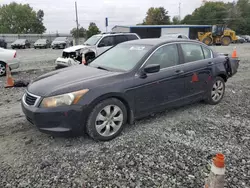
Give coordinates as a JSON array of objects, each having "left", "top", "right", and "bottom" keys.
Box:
[
  {"left": 75, "top": 1, "right": 79, "bottom": 45},
  {"left": 178, "top": 2, "right": 181, "bottom": 21}
]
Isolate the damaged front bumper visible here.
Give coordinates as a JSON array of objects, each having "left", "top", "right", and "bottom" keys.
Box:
[{"left": 55, "top": 57, "right": 81, "bottom": 68}]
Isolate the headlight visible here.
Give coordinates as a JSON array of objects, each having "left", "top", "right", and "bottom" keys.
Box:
[{"left": 40, "top": 89, "right": 89, "bottom": 108}]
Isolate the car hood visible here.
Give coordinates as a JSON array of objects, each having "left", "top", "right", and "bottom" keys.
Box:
[
  {"left": 27, "top": 65, "right": 120, "bottom": 97},
  {"left": 12, "top": 42, "right": 24, "bottom": 45},
  {"left": 63, "top": 45, "right": 90, "bottom": 52}
]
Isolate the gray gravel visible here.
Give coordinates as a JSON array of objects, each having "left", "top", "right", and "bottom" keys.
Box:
[{"left": 0, "top": 44, "right": 250, "bottom": 188}]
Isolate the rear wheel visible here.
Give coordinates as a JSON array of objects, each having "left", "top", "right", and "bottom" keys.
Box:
[
  {"left": 205, "top": 77, "right": 225, "bottom": 105},
  {"left": 86, "top": 98, "right": 127, "bottom": 141},
  {"left": 202, "top": 37, "right": 212, "bottom": 45},
  {"left": 0, "top": 62, "right": 6, "bottom": 76},
  {"left": 221, "top": 37, "right": 231, "bottom": 46}
]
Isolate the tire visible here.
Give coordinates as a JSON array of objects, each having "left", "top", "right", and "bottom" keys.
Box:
[
  {"left": 202, "top": 37, "right": 212, "bottom": 45},
  {"left": 205, "top": 77, "right": 225, "bottom": 105},
  {"left": 221, "top": 37, "right": 231, "bottom": 46},
  {"left": 86, "top": 98, "right": 127, "bottom": 141},
  {"left": 0, "top": 62, "right": 6, "bottom": 76}
]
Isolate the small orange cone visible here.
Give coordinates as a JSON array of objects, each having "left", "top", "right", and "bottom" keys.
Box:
[
  {"left": 205, "top": 153, "right": 225, "bottom": 188},
  {"left": 232, "top": 47, "right": 237, "bottom": 58},
  {"left": 192, "top": 73, "right": 199, "bottom": 82},
  {"left": 5, "top": 64, "right": 14, "bottom": 88}
]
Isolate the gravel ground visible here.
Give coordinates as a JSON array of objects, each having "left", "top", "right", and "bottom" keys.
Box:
[
  {"left": 0, "top": 44, "right": 250, "bottom": 188},
  {"left": 16, "top": 48, "right": 62, "bottom": 71}
]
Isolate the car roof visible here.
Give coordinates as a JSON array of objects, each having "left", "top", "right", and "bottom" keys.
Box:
[
  {"left": 121, "top": 38, "right": 202, "bottom": 46},
  {"left": 96, "top": 32, "right": 138, "bottom": 37}
]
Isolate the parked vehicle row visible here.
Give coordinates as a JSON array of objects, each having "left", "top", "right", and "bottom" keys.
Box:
[
  {"left": 22, "top": 38, "right": 239, "bottom": 141},
  {"left": 6, "top": 37, "right": 72, "bottom": 50}
]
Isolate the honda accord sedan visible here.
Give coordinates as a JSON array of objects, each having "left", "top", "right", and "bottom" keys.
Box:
[{"left": 21, "top": 39, "right": 239, "bottom": 141}]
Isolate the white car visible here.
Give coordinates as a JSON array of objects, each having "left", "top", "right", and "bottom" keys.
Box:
[
  {"left": 160, "top": 33, "right": 189, "bottom": 39},
  {"left": 55, "top": 32, "right": 140, "bottom": 68},
  {"left": 0, "top": 48, "right": 20, "bottom": 76}
]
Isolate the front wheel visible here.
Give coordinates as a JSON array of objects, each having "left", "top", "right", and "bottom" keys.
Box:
[
  {"left": 221, "top": 37, "right": 231, "bottom": 46},
  {"left": 202, "top": 37, "right": 212, "bottom": 45},
  {"left": 205, "top": 77, "right": 225, "bottom": 105},
  {"left": 0, "top": 62, "right": 6, "bottom": 76},
  {"left": 86, "top": 98, "right": 127, "bottom": 141}
]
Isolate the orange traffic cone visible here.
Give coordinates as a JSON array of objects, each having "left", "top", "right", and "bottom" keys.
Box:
[
  {"left": 232, "top": 47, "right": 237, "bottom": 58},
  {"left": 192, "top": 73, "right": 199, "bottom": 82},
  {"left": 82, "top": 56, "right": 87, "bottom": 65},
  {"left": 5, "top": 64, "right": 14, "bottom": 88},
  {"left": 205, "top": 153, "right": 225, "bottom": 188}
]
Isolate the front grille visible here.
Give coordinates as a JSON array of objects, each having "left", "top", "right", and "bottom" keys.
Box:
[
  {"left": 25, "top": 93, "right": 37, "bottom": 106},
  {"left": 62, "top": 51, "right": 76, "bottom": 58}
]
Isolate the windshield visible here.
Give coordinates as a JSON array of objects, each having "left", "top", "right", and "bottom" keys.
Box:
[
  {"left": 89, "top": 44, "right": 152, "bottom": 71},
  {"left": 36, "top": 39, "right": 46, "bottom": 42},
  {"left": 15, "top": 39, "right": 25, "bottom": 43},
  {"left": 84, "top": 35, "right": 102, "bottom": 45},
  {"left": 54, "top": 37, "right": 66, "bottom": 41}
]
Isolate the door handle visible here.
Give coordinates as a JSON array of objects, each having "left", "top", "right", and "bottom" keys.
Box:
[
  {"left": 175, "top": 70, "right": 184, "bottom": 74},
  {"left": 207, "top": 62, "right": 214, "bottom": 65}
]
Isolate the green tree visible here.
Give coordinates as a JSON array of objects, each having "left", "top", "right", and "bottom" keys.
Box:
[
  {"left": 70, "top": 27, "right": 87, "bottom": 38},
  {"left": 172, "top": 16, "right": 181, "bottom": 25},
  {"left": 181, "top": 2, "right": 228, "bottom": 25},
  {"left": 234, "top": 0, "right": 250, "bottom": 34},
  {"left": 0, "top": 2, "right": 46, "bottom": 34},
  {"left": 86, "top": 22, "right": 101, "bottom": 38},
  {"left": 143, "top": 7, "right": 170, "bottom": 25}
]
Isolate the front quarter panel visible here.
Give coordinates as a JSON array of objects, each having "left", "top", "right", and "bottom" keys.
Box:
[{"left": 77, "top": 73, "right": 135, "bottom": 113}]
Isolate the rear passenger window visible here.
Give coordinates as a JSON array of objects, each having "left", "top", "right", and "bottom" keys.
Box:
[
  {"left": 115, "top": 35, "right": 127, "bottom": 45},
  {"left": 181, "top": 43, "right": 204, "bottom": 63},
  {"left": 127, "top": 35, "right": 138, "bottom": 41},
  {"left": 202, "top": 46, "right": 212, "bottom": 59},
  {"left": 99, "top": 36, "right": 115, "bottom": 47}
]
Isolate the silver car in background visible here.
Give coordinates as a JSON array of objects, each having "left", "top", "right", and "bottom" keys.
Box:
[
  {"left": 34, "top": 39, "right": 51, "bottom": 49},
  {"left": 51, "top": 37, "right": 71, "bottom": 49}
]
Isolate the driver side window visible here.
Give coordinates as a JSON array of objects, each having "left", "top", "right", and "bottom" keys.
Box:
[{"left": 145, "top": 44, "right": 179, "bottom": 69}]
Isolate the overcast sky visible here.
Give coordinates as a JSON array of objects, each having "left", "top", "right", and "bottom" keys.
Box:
[{"left": 1, "top": 0, "right": 234, "bottom": 34}]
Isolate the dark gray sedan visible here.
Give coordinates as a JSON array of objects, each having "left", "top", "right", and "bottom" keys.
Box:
[{"left": 21, "top": 39, "right": 239, "bottom": 141}]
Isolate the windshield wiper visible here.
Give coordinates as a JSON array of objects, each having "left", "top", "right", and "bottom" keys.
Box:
[{"left": 96, "top": 66, "right": 109, "bottom": 71}]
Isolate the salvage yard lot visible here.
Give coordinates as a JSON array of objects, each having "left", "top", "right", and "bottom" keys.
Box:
[{"left": 0, "top": 44, "right": 250, "bottom": 188}]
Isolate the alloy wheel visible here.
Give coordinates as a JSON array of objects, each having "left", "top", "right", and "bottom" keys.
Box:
[
  {"left": 95, "top": 105, "right": 123, "bottom": 137},
  {"left": 211, "top": 80, "right": 224, "bottom": 102},
  {"left": 0, "top": 63, "right": 6, "bottom": 76}
]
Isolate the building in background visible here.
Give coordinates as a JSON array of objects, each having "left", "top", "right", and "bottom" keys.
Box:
[{"left": 112, "top": 25, "right": 212, "bottom": 40}]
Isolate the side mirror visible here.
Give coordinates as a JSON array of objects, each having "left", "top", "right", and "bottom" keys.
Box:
[
  {"left": 144, "top": 64, "right": 160, "bottom": 74},
  {"left": 98, "top": 43, "right": 105, "bottom": 47},
  {"left": 139, "top": 64, "right": 160, "bottom": 78}
]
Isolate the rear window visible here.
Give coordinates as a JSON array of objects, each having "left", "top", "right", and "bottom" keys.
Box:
[{"left": 126, "top": 35, "right": 138, "bottom": 41}]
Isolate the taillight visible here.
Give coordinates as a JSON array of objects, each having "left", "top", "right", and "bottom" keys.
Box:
[{"left": 14, "top": 52, "right": 16, "bottom": 58}]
